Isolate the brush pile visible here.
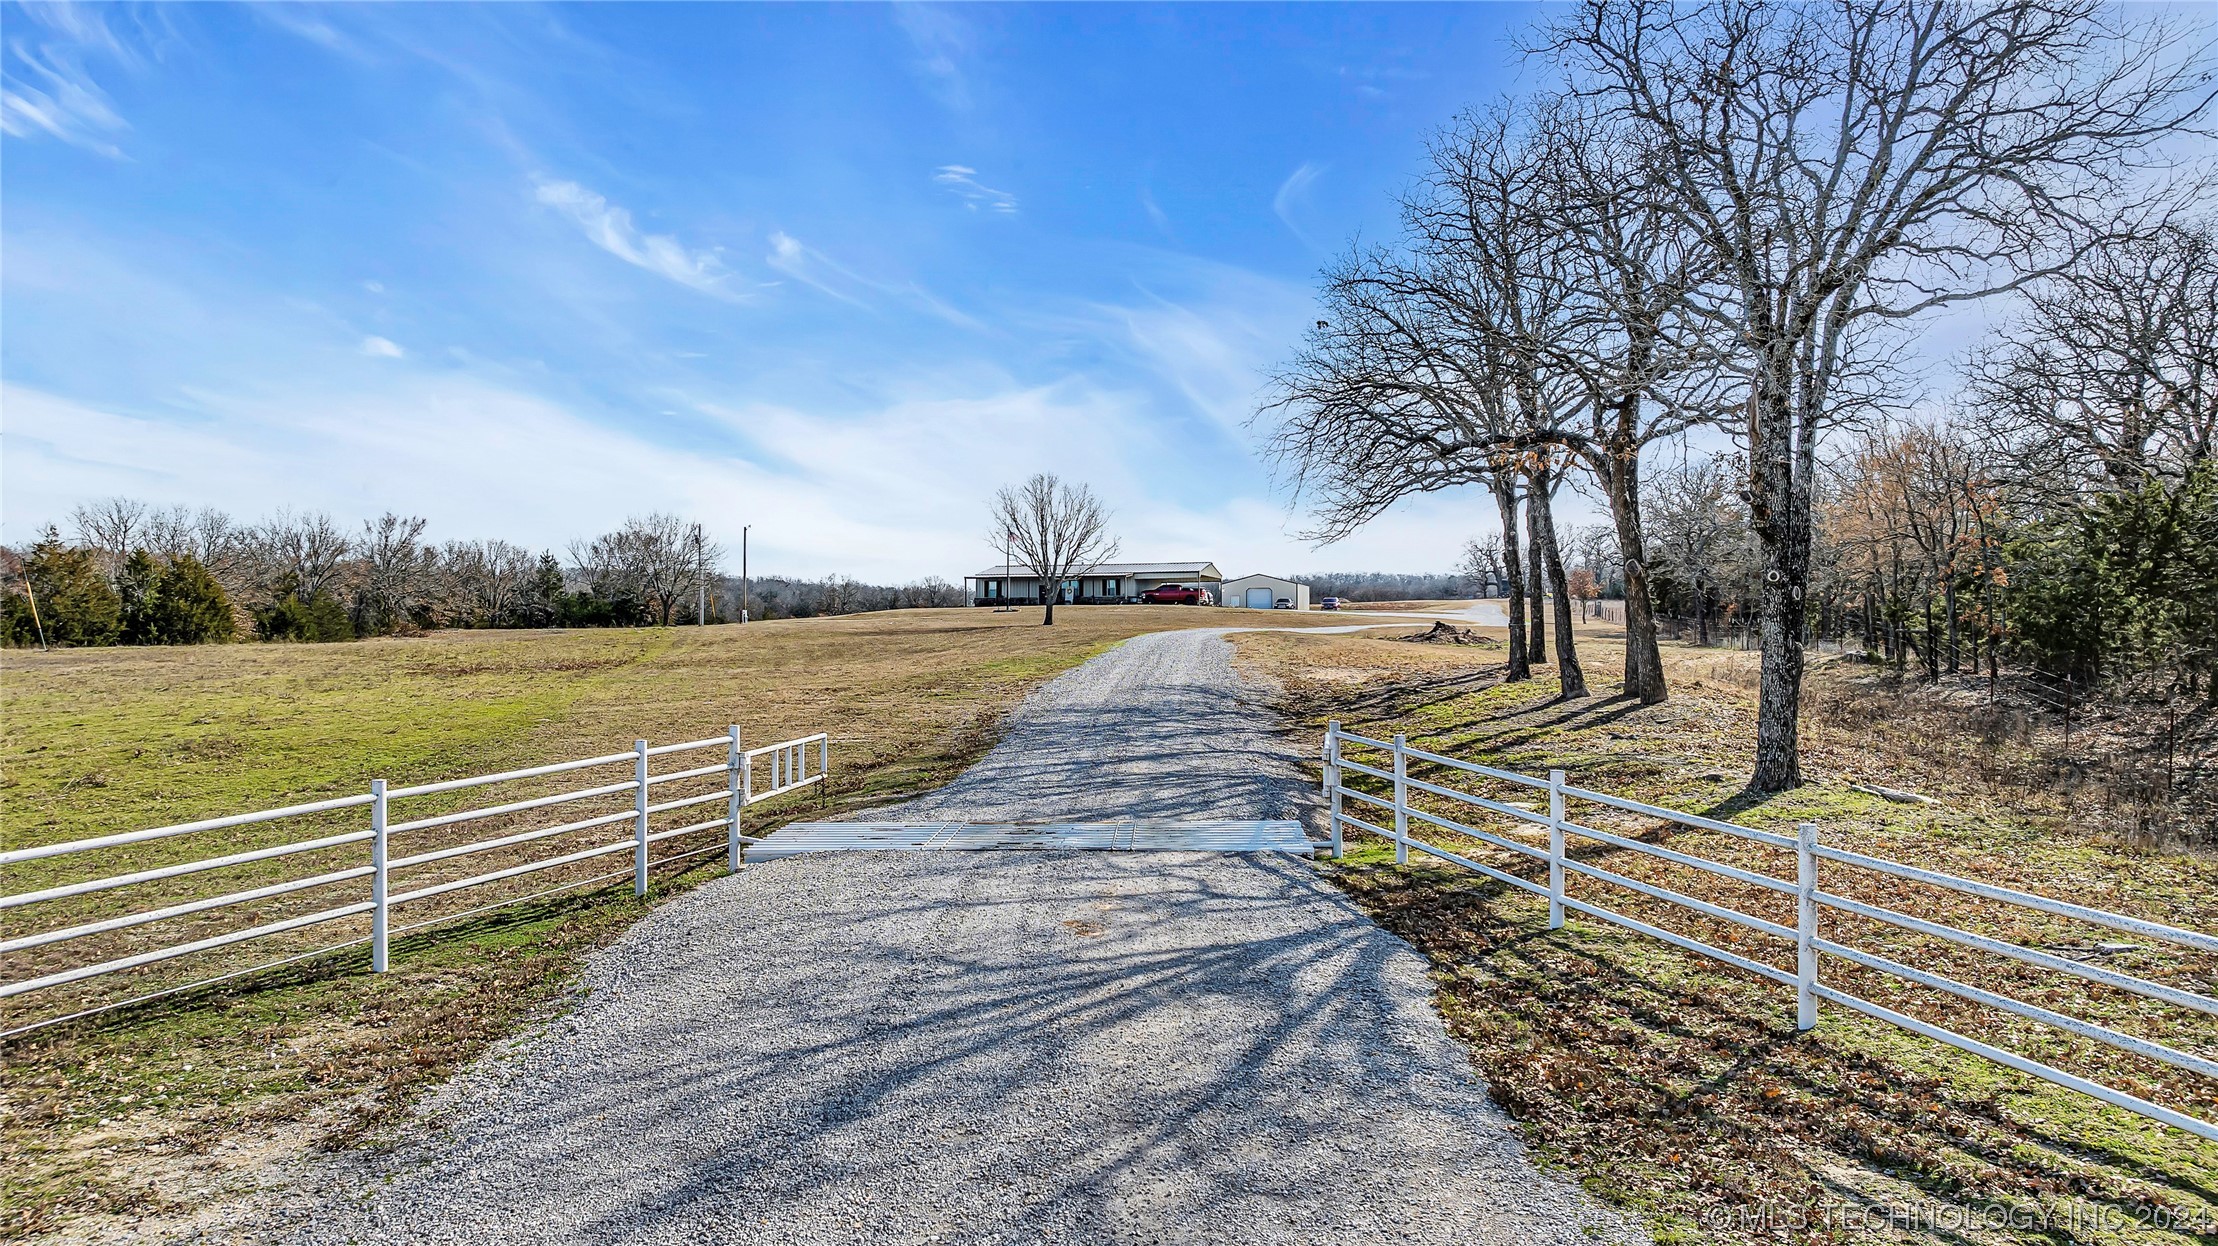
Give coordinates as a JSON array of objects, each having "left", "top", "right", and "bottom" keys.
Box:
[{"left": 1397, "top": 620, "right": 1502, "bottom": 646}]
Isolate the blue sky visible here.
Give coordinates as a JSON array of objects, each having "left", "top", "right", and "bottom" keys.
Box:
[{"left": 5, "top": 2, "right": 1554, "bottom": 580}]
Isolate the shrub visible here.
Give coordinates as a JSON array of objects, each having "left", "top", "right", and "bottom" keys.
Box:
[
  {"left": 151, "top": 555, "right": 237, "bottom": 644},
  {"left": 254, "top": 592, "right": 355, "bottom": 643},
  {"left": 2007, "top": 463, "right": 2218, "bottom": 694},
  {"left": 117, "top": 549, "right": 163, "bottom": 644},
  {"left": 3, "top": 530, "right": 120, "bottom": 647}
]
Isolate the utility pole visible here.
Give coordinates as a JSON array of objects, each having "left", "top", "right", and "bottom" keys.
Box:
[
  {"left": 697, "top": 582, "right": 705, "bottom": 626},
  {"left": 997, "top": 529, "right": 1017, "bottom": 612},
  {"left": 18, "top": 567, "right": 47, "bottom": 652},
  {"left": 741, "top": 525, "right": 750, "bottom": 624}
]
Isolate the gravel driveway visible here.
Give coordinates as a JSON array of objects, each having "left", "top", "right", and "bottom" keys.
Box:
[{"left": 278, "top": 629, "right": 1642, "bottom": 1246}]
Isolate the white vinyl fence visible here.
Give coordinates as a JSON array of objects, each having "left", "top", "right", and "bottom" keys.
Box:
[
  {"left": 1320, "top": 722, "right": 2218, "bottom": 1143},
  {"left": 0, "top": 728, "right": 830, "bottom": 1035}
]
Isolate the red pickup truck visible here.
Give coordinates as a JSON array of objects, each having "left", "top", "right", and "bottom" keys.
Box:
[{"left": 1140, "top": 584, "right": 1209, "bottom": 605}]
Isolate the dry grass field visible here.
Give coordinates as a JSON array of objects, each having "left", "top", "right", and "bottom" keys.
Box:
[
  {"left": 1233, "top": 621, "right": 2218, "bottom": 1244},
  {"left": 10, "top": 605, "right": 2210, "bottom": 1244},
  {"left": 0, "top": 605, "right": 1334, "bottom": 1240},
  {"left": 1324, "top": 598, "right": 1471, "bottom": 612}
]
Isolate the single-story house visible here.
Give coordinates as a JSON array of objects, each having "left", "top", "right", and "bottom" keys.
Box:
[
  {"left": 1221, "top": 573, "right": 1311, "bottom": 611},
  {"left": 966, "top": 561, "right": 1223, "bottom": 606}
]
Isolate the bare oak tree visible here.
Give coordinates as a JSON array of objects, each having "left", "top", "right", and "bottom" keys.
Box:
[
  {"left": 1458, "top": 534, "right": 1506, "bottom": 597},
  {"left": 69, "top": 497, "right": 149, "bottom": 585},
  {"left": 1268, "top": 100, "right": 1733, "bottom": 699},
  {"left": 1644, "top": 456, "right": 1743, "bottom": 647},
  {"left": 1525, "top": 98, "right": 1733, "bottom": 702},
  {"left": 1551, "top": 0, "right": 2215, "bottom": 789},
  {"left": 1262, "top": 256, "right": 1538, "bottom": 680},
  {"left": 439, "top": 540, "right": 538, "bottom": 628},
  {"left": 991, "top": 473, "right": 1119, "bottom": 626},
  {"left": 1973, "top": 219, "right": 2218, "bottom": 499},
  {"left": 354, "top": 513, "right": 435, "bottom": 634},
  {"left": 632, "top": 514, "right": 721, "bottom": 627},
  {"left": 569, "top": 514, "right": 722, "bottom": 626},
  {"left": 252, "top": 509, "right": 353, "bottom": 604},
  {"left": 1410, "top": 112, "right": 1589, "bottom": 694}
]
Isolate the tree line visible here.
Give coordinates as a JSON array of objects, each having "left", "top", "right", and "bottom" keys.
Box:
[
  {"left": 1264, "top": 0, "right": 2213, "bottom": 792},
  {"left": 1301, "top": 572, "right": 1475, "bottom": 602},
  {"left": 2, "top": 499, "right": 966, "bottom": 646}
]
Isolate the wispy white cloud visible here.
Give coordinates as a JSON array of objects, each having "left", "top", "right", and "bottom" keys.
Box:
[
  {"left": 6, "top": 366, "right": 1496, "bottom": 577},
  {"left": 6, "top": 368, "right": 1154, "bottom": 582},
  {"left": 253, "top": 4, "right": 357, "bottom": 56},
  {"left": 765, "top": 231, "right": 872, "bottom": 308},
  {"left": 1139, "top": 186, "right": 1173, "bottom": 239},
  {"left": 531, "top": 177, "right": 742, "bottom": 300},
  {"left": 1, "top": 2, "right": 135, "bottom": 158},
  {"left": 765, "top": 229, "right": 985, "bottom": 329},
  {"left": 1272, "top": 161, "right": 1326, "bottom": 249},
  {"left": 1086, "top": 264, "right": 1313, "bottom": 441},
  {"left": 933, "top": 165, "right": 1017, "bottom": 215},
  {"left": 360, "top": 335, "right": 405, "bottom": 358},
  {"left": 893, "top": 4, "right": 972, "bottom": 112}
]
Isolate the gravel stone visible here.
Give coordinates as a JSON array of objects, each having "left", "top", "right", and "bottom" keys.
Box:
[{"left": 275, "top": 629, "right": 1645, "bottom": 1245}]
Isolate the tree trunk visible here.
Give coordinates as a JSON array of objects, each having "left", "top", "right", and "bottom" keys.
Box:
[
  {"left": 1944, "top": 579, "right": 1960, "bottom": 675},
  {"left": 1493, "top": 476, "right": 1531, "bottom": 681},
  {"left": 1528, "top": 464, "right": 1586, "bottom": 698},
  {"left": 1524, "top": 490, "right": 1547, "bottom": 667},
  {"left": 1922, "top": 597, "right": 1940, "bottom": 679},
  {"left": 1595, "top": 450, "right": 1667, "bottom": 704},
  {"left": 1042, "top": 585, "right": 1056, "bottom": 626},
  {"left": 1748, "top": 372, "right": 1813, "bottom": 794},
  {"left": 1694, "top": 581, "right": 1710, "bottom": 647}
]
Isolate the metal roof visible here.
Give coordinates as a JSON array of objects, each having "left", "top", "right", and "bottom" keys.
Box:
[{"left": 966, "top": 561, "right": 1221, "bottom": 579}]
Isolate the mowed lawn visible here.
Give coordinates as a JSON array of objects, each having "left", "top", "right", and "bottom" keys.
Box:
[{"left": 0, "top": 606, "right": 1317, "bottom": 1239}]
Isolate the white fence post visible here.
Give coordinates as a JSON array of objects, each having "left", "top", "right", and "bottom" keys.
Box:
[
  {"left": 370, "top": 779, "right": 390, "bottom": 972},
  {"left": 1392, "top": 733, "right": 1409, "bottom": 866},
  {"left": 1324, "top": 721, "right": 1343, "bottom": 859},
  {"left": 1547, "top": 769, "right": 1566, "bottom": 931},
  {"left": 633, "top": 739, "right": 650, "bottom": 898},
  {"left": 726, "top": 726, "right": 743, "bottom": 872},
  {"left": 742, "top": 738, "right": 754, "bottom": 811},
  {"left": 1797, "top": 821, "right": 1818, "bottom": 1031}
]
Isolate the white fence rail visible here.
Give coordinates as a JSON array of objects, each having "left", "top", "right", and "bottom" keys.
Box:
[
  {"left": 1, "top": 728, "right": 831, "bottom": 1034},
  {"left": 1320, "top": 722, "right": 2218, "bottom": 1144}
]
